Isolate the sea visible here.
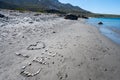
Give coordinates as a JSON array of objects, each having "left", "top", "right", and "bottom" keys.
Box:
[{"left": 86, "top": 18, "right": 120, "bottom": 45}]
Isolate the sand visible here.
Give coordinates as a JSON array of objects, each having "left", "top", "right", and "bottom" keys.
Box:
[{"left": 0, "top": 9, "right": 120, "bottom": 80}]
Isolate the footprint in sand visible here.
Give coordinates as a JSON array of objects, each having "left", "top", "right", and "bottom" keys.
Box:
[{"left": 57, "top": 71, "right": 68, "bottom": 80}]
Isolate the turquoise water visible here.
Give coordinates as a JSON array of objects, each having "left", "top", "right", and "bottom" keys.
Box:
[{"left": 87, "top": 18, "right": 120, "bottom": 45}]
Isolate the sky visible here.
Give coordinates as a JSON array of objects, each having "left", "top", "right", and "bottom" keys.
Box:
[{"left": 59, "top": 0, "right": 120, "bottom": 15}]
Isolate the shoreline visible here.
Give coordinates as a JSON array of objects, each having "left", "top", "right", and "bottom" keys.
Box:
[
  {"left": 0, "top": 10, "right": 120, "bottom": 80},
  {"left": 86, "top": 18, "right": 120, "bottom": 46},
  {"left": 86, "top": 22, "right": 120, "bottom": 47}
]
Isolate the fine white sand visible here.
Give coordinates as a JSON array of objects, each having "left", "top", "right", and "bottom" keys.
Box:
[{"left": 0, "top": 9, "right": 120, "bottom": 80}]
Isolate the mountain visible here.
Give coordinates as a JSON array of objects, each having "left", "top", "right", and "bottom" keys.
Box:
[
  {"left": 0, "top": 1, "right": 20, "bottom": 10},
  {"left": 0, "top": 0, "right": 90, "bottom": 14}
]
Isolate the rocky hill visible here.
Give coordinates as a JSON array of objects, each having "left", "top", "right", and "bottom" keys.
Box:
[{"left": 0, "top": 0, "right": 90, "bottom": 14}]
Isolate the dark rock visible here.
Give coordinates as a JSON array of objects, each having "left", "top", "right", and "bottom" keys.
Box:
[
  {"left": 34, "top": 13, "right": 41, "bottom": 16},
  {"left": 9, "top": 42, "right": 12, "bottom": 45},
  {"left": 52, "top": 31, "right": 56, "bottom": 33},
  {"left": 98, "top": 22, "right": 103, "bottom": 25},
  {"left": 60, "top": 76, "right": 63, "bottom": 80},
  {"left": 82, "top": 15, "right": 89, "bottom": 19},
  {"left": 0, "top": 13, "right": 5, "bottom": 18},
  {"left": 104, "top": 68, "right": 108, "bottom": 71},
  {"left": 45, "top": 50, "right": 48, "bottom": 52},
  {"left": 29, "top": 22, "right": 33, "bottom": 24},
  {"left": 65, "top": 74, "right": 68, "bottom": 78},
  {"left": 89, "top": 78, "right": 92, "bottom": 80},
  {"left": 64, "top": 14, "right": 78, "bottom": 20},
  {"left": 22, "top": 36, "right": 25, "bottom": 38},
  {"left": 52, "top": 62, "right": 54, "bottom": 64},
  {"left": 78, "top": 64, "right": 81, "bottom": 67},
  {"left": 77, "top": 15, "right": 81, "bottom": 18}
]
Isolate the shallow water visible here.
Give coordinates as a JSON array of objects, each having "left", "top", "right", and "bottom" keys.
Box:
[{"left": 87, "top": 18, "right": 120, "bottom": 45}]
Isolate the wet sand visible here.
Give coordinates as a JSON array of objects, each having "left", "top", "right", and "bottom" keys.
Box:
[{"left": 0, "top": 9, "right": 120, "bottom": 80}]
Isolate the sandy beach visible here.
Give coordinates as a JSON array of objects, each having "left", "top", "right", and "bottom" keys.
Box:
[{"left": 0, "top": 10, "right": 120, "bottom": 80}]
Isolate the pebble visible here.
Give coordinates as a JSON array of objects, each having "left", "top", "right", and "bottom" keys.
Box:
[
  {"left": 22, "top": 66, "right": 26, "bottom": 69},
  {"left": 104, "top": 68, "right": 108, "bottom": 71},
  {"left": 15, "top": 52, "right": 21, "bottom": 56},
  {"left": 52, "top": 31, "right": 56, "bottom": 33}
]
